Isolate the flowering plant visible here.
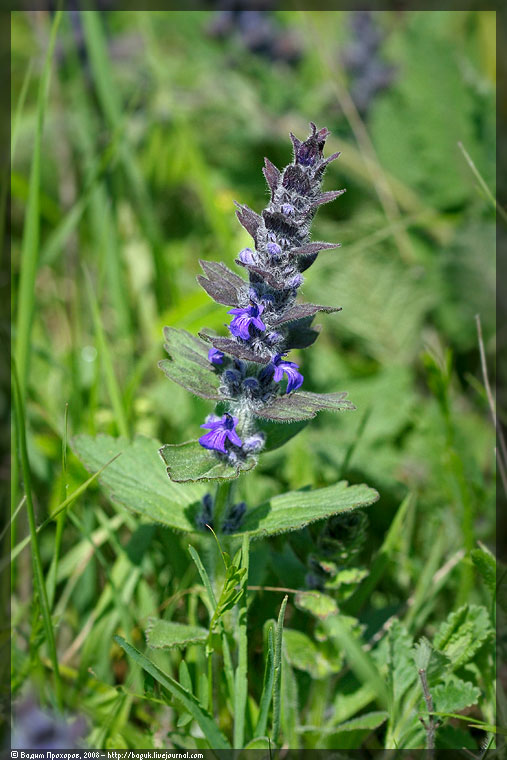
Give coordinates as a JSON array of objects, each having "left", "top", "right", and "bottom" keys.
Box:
[
  {"left": 158, "top": 124, "right": 357, "bottom": 499},
  {"left": 73, "top": 122, "right": 380, "bottom": 749}
]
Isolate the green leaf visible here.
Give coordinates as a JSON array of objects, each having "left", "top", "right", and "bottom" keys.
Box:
[
  {"left": 471, "top": 544, "right": 496, "bottom": 596},
  {"left": 283, "top": 629, "right": 339, "bottom": 679},
  {"left": 428, "top": 713, "right": 507, "bottom": 736},
  {"left": 254, "top": 622, "right": 275, "bottom": 739},
  {"left": 240, "top": 480, "right": 379, "bottom": 538},
  {"left": 209, "top": 553, "right": 246, "bottom": 637},
  {"left": 430, "top": 676, "right": 480, "bottom": 715},
  {"left": 114, "top": 636, "right": 230, "bottom": 749},
  {"left": 294, "top": 591, "right": 338, "bottom": 620},
  {"left": 159, "top": 327, "right": 223, "bottom": 401},
  {"left": 72, "top": 436, "right": 378, "bottom": 537},
  {"left": 145, "top": 619, "right": 208, "bottom": 649},
  {"left": 72, "top": 434, "right": 206, "bottom": 532},
  {"left": 160, "top": 441, "right": 256, "bottom": 483},
  {"left": 158, "top": 359, "right": 222, "bottom": 401},
  {"left": 433, "top": 604, "right": 493, "bottom": 669},
  {"left": 272, "top": 595, "right": 288, "bottom": 745},
  {"left": 324, "top": 615, "right": 389, "bottom": 709},
  {"left": 387, "top": 620, "right": 418, "bottom": 709},
  {"left": 413, "top": 636, "right": 432, "bottom": 671},
  {"left": 324, "top": 566, "right": 369, "bottom": 594},
  {"left": 256, "top": 417, "right": 309, "bottom": 452},
  {"left": 413, "top": 637, "right": 451, "bottom": 685},
  {"left": 334, "top": 711, "right": 389, "bottom": 733}
]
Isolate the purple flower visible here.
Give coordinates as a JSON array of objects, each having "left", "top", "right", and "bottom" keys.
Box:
[
  {"left": 208, "top": 347, "right": 225, "bottom": 365},
  {"left": 242, "top": 432, "right": 265, "bottom": 453},
  {"left": 272, "top": 353, "right": 304, "bottom": 393},
  {"left": 199, "top": 413, "right": 242, "bottom": 454},
  {"left": 288, "top": 274, "right": 303, "bottom": 289},
  {"left": 281, "top": 202, "right": 295, "bottom": 215},
  {"left": 228, "top": 302, "right": 266, "bottom": 340},
  {"left": 267, "top": 242, "right": 282, "bottom": 257},
  {"left": 238, "top": 247, "right": 257, "bottom": 265}
]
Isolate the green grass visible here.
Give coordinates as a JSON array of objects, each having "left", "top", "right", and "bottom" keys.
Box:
[{"left": 10, "top": 9, "right": 497, "bottom": 752}]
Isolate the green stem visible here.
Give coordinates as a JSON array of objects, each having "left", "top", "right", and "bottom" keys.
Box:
[{"left": 233, "top": 533, "right": 250, "bottom": 748}]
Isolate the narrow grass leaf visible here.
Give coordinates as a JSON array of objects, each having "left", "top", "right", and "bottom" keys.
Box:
[
  {"left": 254, "top": 622, "right": 275, "bottom": 739},
  {"left": 272, "top": 595, "right": 288, "bottom": 744},
  {"left": 233, "top": 534, "right": 250, "bottom": 748},
  {"left": 326, "top": 616, "right": 389, "bottom": 709},
  {"left": 84, "top": 267, "right": 129, "bottom": 438},
  {"left": 12, "top": 361, "right": 63, "bottom": 709},
  {"left": 114, "top": 636, "right": 231, "bottom": 749},
  {"left": 6, "top": 452, "right": 121, "bottom": 570},
  {"left": 15, "top": 11, "right": 61, "bottom": 397}
]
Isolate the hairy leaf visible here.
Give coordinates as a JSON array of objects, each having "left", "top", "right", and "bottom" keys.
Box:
[
  {"left": 471, "top": 544, "right": 496, "bottom": 596},
  {"left": 275, "top": 302, "right": 342, "bottom": 326},
  {"left": 160, "top": 327, "right": 223, "bottom": 400},
  {"left": 292, "top": 241, "right": 341, "bottom": 257},
  {"left": 197, "top": 259, "right": 245, "bottom": 306},
  {"left": 263, "top": 157, "right": 280, "bottom": 197},
  {"left": 239, "top": 480, "right": 379, "bottom": 538},
  {"left": 72, "top": 434, "right": 205, "bottom": 532},
  {"left": 235, "top": 201, "right": 262, "bottom": 239},
  {"left": 430, "top": 676, "right": 481, "bottom": 715},
  {"left": 433, "top": 604, "right": 493, "bottom": 669},
  {"left": 292, "top": 240, "right": 341, "bottom": 272},
  {"left": 160, "top": 440, "right": 256, "bottom": 483},
  {"left": 235, "top": 259, "right": 285, "bottom": 289},
  {"left": 311, "top": 189, "right": 346, "bottom": 208},
  {"left": 387, "top": 620, "right": 418, "bottom": 708},
  {"left": 282, "top": 164, "right": 312, "bottom": 194},
  {"left": 255, "top": 390, "right": 355, "bottom": 421},
  {"left": 283, "top": 629, "right": 338, "bottom": 679},
  {"left": 158, "top": 359, "right": 222, "bottom": 401},
  {"left": 294, "top": 591, "right": 338, "bottom": 620},
  {"left": 262, "top": 209, "right": 301, "bottom": 241},
  {"left": 333, "top": 711, "right": 389, "bottom": 733},
  {"left": 199, "top": 332, "right": 269, "bottom": 364},
  {"left": 284, "top": 317, "right": 321, "bottom": 350},
  {"left": 146, "top": 619, "right": 208, "bottom": 649}
]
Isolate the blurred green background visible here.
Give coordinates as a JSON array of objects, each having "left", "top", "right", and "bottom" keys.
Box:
[{"left": 10, "top": 9, "right": 496, "bottom": 750}]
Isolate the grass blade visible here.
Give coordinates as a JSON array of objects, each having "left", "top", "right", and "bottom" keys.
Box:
[
  {"left": 326, "top": 615, "right": 389, "bottom": 710},
  {"left": 11, "top": 58, "right": 33, "bottom": 164},
  {"left": 114, "top": 635, "right": 231, "bottom": 749},
  {"left": 12, "top": 361, "right": 63, "bottom": 710},
  {"left": 233, "top": 533, "right": 250, "bottom": 748},
  {"left": 458, "top": 141, "right": 507, "bottom": 223},
  {"left": 81, "top": 10, "right": 174, "bottom": 308},
  {"left": 15, "top": 11, "right": 61, "bottom": 398},
  {"left": 6, "top": 452, "right": 121, "bottom": 570},
  {"left": 254, "top": 622, "right": 275, "bottom": 738},
  {"left": 84, "top": 267, "right": 129, "bottom": 438},
  {"left": 272, "top": 594, "right": 288, "bottom": 745},
  {"left": 348, "top": 493, "right": 415, "bottom": 615},
  {"left": 188, "top": 544, "right": 217, "bottom": 611}
]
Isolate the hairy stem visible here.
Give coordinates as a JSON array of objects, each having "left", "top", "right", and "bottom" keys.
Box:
[{"left": 418, "top": 667, "right": 436, "bottom": 758}]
